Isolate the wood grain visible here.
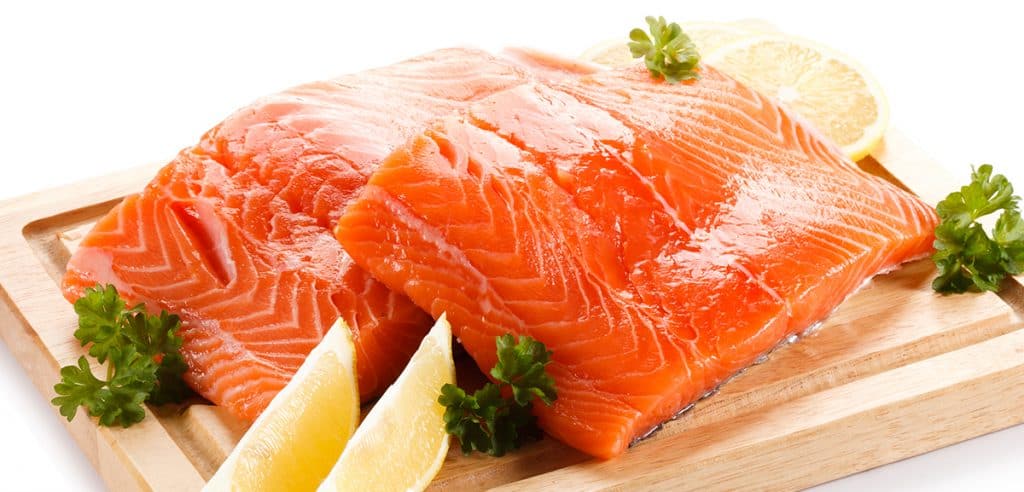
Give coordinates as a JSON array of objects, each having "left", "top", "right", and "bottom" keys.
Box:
[
  {"left": 0, "top": 164, "right": 204, "bottom": 492},
  {"left": 0, "top": 130, "right": 1021, "bottom": 491}
]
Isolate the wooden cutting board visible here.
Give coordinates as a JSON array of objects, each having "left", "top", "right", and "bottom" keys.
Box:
[{"left": 0, "top": 130, "right": 1022, "bottom": 491}]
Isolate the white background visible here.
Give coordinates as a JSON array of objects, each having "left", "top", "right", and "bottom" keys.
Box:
[{"left": 1, "top": 1, "right": 1022, "bottom": 490}]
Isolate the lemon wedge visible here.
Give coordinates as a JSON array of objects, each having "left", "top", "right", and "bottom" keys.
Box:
[
  {"left": 579, "top": 20, "right": 763, "bottom": 67},
  {"left": 704, "top": 34, "right": 890, "bottom": 160},
  {"left": 319, "top": 314, "right": 454, "bottom": 492},
  {"left": 203, "top": 320, "right": 360, "bottom": 492}
]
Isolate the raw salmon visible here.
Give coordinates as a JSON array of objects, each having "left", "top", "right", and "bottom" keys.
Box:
[
  {"left": 335, "top": 63, "right": 938, "bottom": 458},
  {"left": 62, "top": 48, "right": 532, "bottom": 420}
]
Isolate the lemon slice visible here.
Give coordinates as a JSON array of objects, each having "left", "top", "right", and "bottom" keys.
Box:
[
  {"left": 704, "top": 34, "right": 890, "bottom": 161},
  {"left": 679, "top": 21, "right": 765, "bottom": 55},
  {"left": 319, "top": 315, "right": 454, "bottom": 492},
  {"left": 203, "top": 320, "right": 360, "bottom": 492},
  {"left": 579, "top": 38, "right": 635, "bottom": 67},
  {"left": 579, "top": 21, "right": 763, "bottom": 68}
]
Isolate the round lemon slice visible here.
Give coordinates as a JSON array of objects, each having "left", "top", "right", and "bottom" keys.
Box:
[
  {"left": 203, "top": 320, "right": 360, "bottom": 492},
  {"left": 319, "top": 314, "right": 454, "bottom": 492},
  {"left": 679, "top": 21, "right": 766, "bottom": 55},
  {"left": 579, "top": 21, "right": 763, "bottom": 68},
  {"left": 578, "top": 38, "right": 636, "bottom": 68},
  {"left": 704, "top": 34, "right": 890, "bottom": 161}
]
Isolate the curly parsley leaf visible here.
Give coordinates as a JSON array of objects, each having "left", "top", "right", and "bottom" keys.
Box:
[
  {"left": 440, "top": 383, "right": 497, "bottom": 455},
  {"left": 491, "top": 334, "right": 557, "bottom": 406},
  {"left": 149, "top": 352, "right": 191, "bottom": 405},
  {"left": 97, "top": 346, "right": 158, "bottom": 427},
  {"left": 51, "top": 347, "right": 156, "bottom": 428},
  {"left": 52, "top": 357, "right": 106, "bottom": 423},
  {"left": 438, "top": 334, "right": 556, "bottom": 456},
  {"left": 73, "top": 284, "right": 130, "bottom": 363},
  {"left": 52, "top": 285, "right": 191, "bottom": 427},
  {"left": 628, "top": 16, "right": 701, "bottom": 84},
  {"left": 933, "top": 165, "right": 1024, "bottom": 293},
  {"left": 122, "top": 310, "right": 177, "bottom": 353}
]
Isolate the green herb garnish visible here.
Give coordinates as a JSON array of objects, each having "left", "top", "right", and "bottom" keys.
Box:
[
  {"left": 628, "top": 16, "right": 701, "bottom": 83},
  {"left": 52, "top": 284, "right": 191, "bottom": 427},
  {"left": 933, "top": 164, "right": 1024, "bottom": 293},
  {"left": 438, "top": 334, "right": 557, "bottom": 456}
]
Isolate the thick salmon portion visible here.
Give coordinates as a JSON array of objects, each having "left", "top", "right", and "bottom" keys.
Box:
[
  {"left": 335, "top": 65, "right": 938, "bottom": 458},
  {"left": 62, "top": 48, "right": 531, "bottom": 420}
]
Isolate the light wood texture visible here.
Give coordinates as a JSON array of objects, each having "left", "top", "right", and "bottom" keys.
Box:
[
  {"left": 0, "top": 164, "right": 204, "bottom": 492},
  {"left": 0, "top": 130, "right": 1021, "bottom": 491}
]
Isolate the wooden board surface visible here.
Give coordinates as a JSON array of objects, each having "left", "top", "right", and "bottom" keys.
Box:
[{"left": 0, "top": 130, "right": 1022, "bottom": 491}]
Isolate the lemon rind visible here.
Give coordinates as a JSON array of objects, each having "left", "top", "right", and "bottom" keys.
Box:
[
  {"left": 203, "top": 319, "right": 359, "bottom": 491},
  {"left": 319, "top": 314, "right": 454, "bottom": 492},
  {"left": 703, "top": 33, "right": 890, "bottom": 161}
]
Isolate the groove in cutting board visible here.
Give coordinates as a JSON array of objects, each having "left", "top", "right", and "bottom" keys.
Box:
[{"left": 0, "top": 130, "right": 1022, "bottom": 491}]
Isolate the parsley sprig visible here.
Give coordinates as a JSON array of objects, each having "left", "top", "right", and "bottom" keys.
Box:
[
  {"left": 52, "top": 285, "right": 191, "bottom": 427},
  {"left": 628, "top": 16, "right": 701, "bottom": 84},
  {"left": 933, "top": 164, "right": 1024, "bottom": 293},
  {"left": 438, "top": 334, "right": 557, "bottom": 456}
]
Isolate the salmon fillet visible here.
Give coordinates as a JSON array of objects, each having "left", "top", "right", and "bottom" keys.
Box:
[
  {"left": 335, "top": 64, "right": 938, "bottom": 458},
  {"left": 62, "top": 48, "right": 533, "bottom": 420}
]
